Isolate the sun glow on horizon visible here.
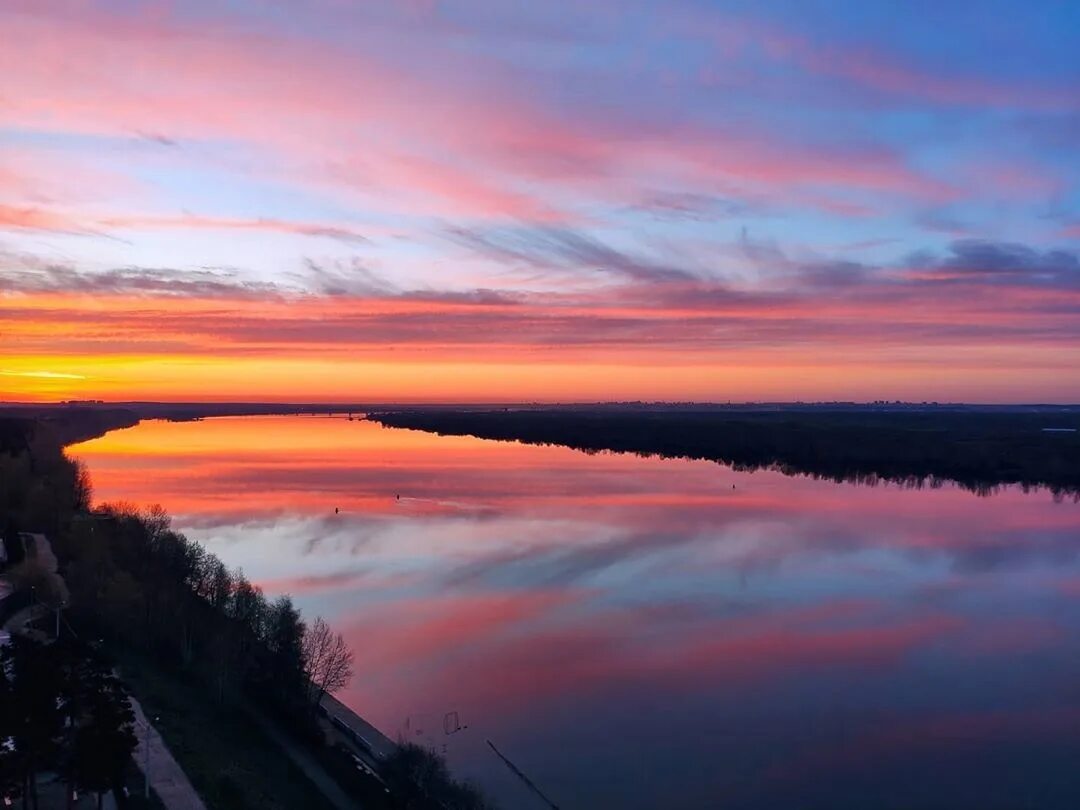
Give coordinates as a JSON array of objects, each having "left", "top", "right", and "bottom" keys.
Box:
[{"left": 1, "top": 1, "right": 1078, "bottom": 403}]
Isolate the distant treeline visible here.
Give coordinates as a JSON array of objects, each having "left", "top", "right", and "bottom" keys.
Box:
[
  {"left": 1, "top": 418, "right": 94, "bottom": 536},
  {"left": 0, "top": 408, "right": 139, "bottom": 453},
  {"left": 0, "top": 419, "right": 32, "bottom": 457},
  {"left": 372, "top": 408, "right": 1080, "bottom": 497}
]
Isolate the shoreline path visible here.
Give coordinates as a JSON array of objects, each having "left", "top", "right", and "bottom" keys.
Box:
[{"left": 129, "top": 696, "right": 209, "bottom": 810}]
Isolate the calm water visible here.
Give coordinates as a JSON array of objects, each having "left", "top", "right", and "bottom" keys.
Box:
[{"left": 71, "top": 416, "right": 1080, "bottom": 809}]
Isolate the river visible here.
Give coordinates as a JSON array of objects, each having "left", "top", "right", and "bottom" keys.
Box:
[{"left": 70, "top": 415, "right": 1080, "bottom": 809}]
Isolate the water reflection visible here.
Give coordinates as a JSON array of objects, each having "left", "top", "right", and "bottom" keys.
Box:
[{"left": 71, "top": 416, "right": 1080, "bottom": 809}]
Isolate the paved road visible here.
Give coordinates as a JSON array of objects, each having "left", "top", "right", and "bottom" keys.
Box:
[
  {"left": 130, "top": 693, "right": 209, "bottom": 810},
  {"left": 2, "top": 535, "right": 204, "bottom": 810},
  {"left": 2, "top": 533, "right": 70, "bottom": 642},
  {"left": 4, "top": 534, "right": 366, "bottom": 809},
  {"left": 24, "top": 532, "right": 67, "bottom": 595}
]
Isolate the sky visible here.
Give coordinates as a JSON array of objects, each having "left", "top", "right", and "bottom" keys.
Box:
[{"left": 1, "top": 0, "right": 1079, "bottom": 403}]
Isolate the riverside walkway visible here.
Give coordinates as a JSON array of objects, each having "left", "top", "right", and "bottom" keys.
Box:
[
  {"left": 1, "top": 532, "right": 208, "bottom": 810},
  {"left": 129, "top": 696, "right": 209, "bottom": 810}
]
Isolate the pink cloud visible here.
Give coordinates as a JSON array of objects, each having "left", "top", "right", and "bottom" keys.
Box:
[
  {"left": 0, "top": 4, "right": 586, "bottom": 221},
  {"left": 0, "top": 144, "right": 146, "bottom": 205},
  {"left": 333, "top": 152, "right": 568, "bottom": 222},
  {"left": 255, "top": 569, "right": 418, "bottom": 596},
  {"left": 695, "top": 12, "right": 1079, "bottom": 113},
  {"left": 98, "top": 213, "right": 370, "bottom": 242},
  {"left": 656, "top": 135, "right": 955, "bottom": 204},
  {"left": 0, "top": 203, "right": 85, "bottom": 234},
  {"left": 804, "top": 47, "right": 1079, "bottom": 112},
  {"left": 0, "top": 204, "right": 371, "bottom": 242},
  {"left": 0, "top": 1, "right": 959, "bottom": 226}
]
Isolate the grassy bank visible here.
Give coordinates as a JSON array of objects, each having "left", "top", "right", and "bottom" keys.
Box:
[{"left": 111, "top": 647, "right": 336, "bottom": 810}]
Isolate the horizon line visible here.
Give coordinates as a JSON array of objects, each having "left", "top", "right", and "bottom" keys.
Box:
[{"left": 4, "top": 399, "right": 1080, "bottom": 409}]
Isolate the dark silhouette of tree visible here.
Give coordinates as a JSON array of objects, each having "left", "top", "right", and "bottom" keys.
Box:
[
  {"left": 63, "top": 652, "right": 137, "bottom": 809},
  {"left": 0, "top": 638, "right": 137, "bottom": 810},
  {"left": 263, "top": 596, "right": 307, "bottom": 709},
  {"left": 206, "top": 558, "right": 233, "bottom": 612},
  {"left": 2, "top": 518, "right": 26, "bottom": 566},
  {"left": 301, "top": 617, "right": 354, "bottom": 711},
  {"left": 72, "top": 460, "right": 93, "bottom": 512},
  {"left": 229, "top": 572, "right": 266, "bottom": 637},
  {"left": 0, "top": 638, "right": 67, "bottom": 809},
  {"left": 382, "top": 743, "right": 493, "bottom": 810}
]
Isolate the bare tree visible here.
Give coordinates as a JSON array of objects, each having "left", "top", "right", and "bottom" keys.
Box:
[
  {"left": 141, "top": 504, "right": 171, "bottom": 541},
  {"left": 72, "top": 460, "right": 93, "bottom": 511},
  {"left": 206, "top": 558, "right": 233, "bottom": 611},
  {"left": 301, "top": 617, "right": 354, "bottom": 711}
]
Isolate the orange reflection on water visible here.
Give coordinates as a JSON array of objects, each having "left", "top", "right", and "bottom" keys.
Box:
[
  {"left": 70, "top": 415, "right": 1080, "bottom": 809},
  {"left": 72, "top": 415, "right": 599, "bottom": 514},
  {"left": 71, "top": 415, "right": 1077, "bottom": 538}
]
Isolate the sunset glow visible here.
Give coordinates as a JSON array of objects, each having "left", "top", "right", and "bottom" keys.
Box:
[
  {"left": 2, "top": 1, "right": 1078, "bottom": 402},
  {"left": 4, "top": 8, "right": 1079, "bottom": 804}
]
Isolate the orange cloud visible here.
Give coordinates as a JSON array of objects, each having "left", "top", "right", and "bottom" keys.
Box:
[{"left": 2, "top": 272, "right": 1079, "bottom": 402}]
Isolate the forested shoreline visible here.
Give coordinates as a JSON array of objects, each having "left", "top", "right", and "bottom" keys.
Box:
[
  {"left": 372, "top": 408, "right": 1080, "bottom": 497},
  {"left": 0, "top": 417, "right": 493, "bottom": 809},
  {"left": 1, "top": 416, "right": 351, "bottom": 727}
]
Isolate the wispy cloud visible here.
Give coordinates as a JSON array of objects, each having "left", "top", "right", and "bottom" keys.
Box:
[
  {"left": 0, "top": 369, "right": 86, "bottom": 380},
  {"left": 0, "top": 1, "right": 1077, "bottom": 401},
  {"left": 445, "top": 225, "right": 700, "bottom": 283},
  {"left": 0, "top": 264, "right": 284, "bottom": 298},
  {"left": 0, "top": 205, "right": 369, "bottom": 244}
]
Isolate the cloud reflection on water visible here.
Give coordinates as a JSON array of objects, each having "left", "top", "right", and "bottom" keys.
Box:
[{"left": 71, "top": 416, "right": 1080, "bottom": 808}]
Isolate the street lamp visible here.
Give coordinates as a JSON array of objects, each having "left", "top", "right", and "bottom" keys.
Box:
[
  {"left": 54, "top": 599, "right": 65, "bottom": 640},
  {"left": 140, "top": 714, "right": 161, "bottom": 800}
]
